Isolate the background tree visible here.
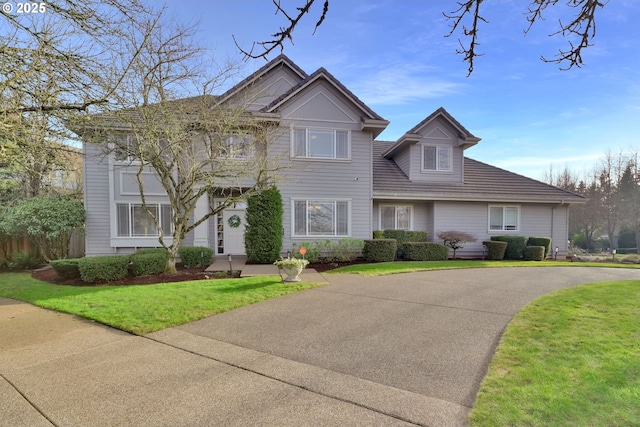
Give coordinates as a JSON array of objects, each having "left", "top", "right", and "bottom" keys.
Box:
[
  {"left": 238, "top": 0, "right": 606, "bottom": 75},
  {"left": 0, "top": 195, "right": 85, "bottom": 261},
  {"left": 1, "top": 1, "right": 157, "bottom": 202},
  {"left": 77, "top": 13, "right": 285, "bottom": 273}
]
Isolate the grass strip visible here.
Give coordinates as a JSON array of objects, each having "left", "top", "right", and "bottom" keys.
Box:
[
  {"left": 469, "top": 280, "right": 640, "bottom": 426},
  {"left": 0, "top": 273, "right": 325, "bottom": 335},
  {"left": 328, "top": 260, "right": 640, "bottom": 276}
]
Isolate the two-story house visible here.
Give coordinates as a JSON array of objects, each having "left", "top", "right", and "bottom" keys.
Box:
[{"left": 81, "top": 55, "right": 584, "bottom": 259}]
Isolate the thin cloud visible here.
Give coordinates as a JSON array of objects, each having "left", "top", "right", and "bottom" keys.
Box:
[{"left": 350, "top": 67, "right": 464, "bottom": 105}]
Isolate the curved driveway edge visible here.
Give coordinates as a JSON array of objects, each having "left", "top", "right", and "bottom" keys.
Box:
[{"left": 1, "top": 267, "right": 638, "bottom": 426}]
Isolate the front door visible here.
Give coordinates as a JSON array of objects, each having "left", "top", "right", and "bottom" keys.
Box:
[{"left": 222, "top": 209, "right": 246, "bottom": 255}]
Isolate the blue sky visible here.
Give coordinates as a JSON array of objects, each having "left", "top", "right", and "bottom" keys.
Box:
[{"left": 163, "top": 0, "right": 640, "bottom": 181}]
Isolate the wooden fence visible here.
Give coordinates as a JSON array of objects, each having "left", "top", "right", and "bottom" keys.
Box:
[{"left": 0, "top": 230, "right": 85, "bottom": 260}]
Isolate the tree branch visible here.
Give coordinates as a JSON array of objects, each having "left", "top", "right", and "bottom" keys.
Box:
[
  {"left": 233, "top": 0, "right": 329, "bottom": 60},
  {"left": 443, "top": 0, "right": 487, "bottom": 77}
]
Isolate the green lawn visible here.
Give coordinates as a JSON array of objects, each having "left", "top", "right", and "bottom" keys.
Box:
[
  {"left": 328, "top": 260, "right": 640, "bottom": 276},
  {"left": 0, "top": 273, "right": 325, "bottom": 334},
  {"left": 469, "top": 280, "right": 640, "bottom": 426}
]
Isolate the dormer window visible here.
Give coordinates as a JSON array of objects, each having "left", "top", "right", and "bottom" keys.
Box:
[
  {"left": 422, "top": 145, "right": 451, "bottom": 172},
  {"left": 292, "top": 128, "right": 350, "bottom": 160}
]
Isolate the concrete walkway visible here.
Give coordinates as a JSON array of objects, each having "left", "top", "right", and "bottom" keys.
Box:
[{"left": 1, "top": 267, "right": 638, "bottom": 426}]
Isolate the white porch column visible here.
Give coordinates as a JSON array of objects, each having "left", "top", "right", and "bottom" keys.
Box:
[{"left": 192, "top": 194, "right": 209, "bottom": 247}]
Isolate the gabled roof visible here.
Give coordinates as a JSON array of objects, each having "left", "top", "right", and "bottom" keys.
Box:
[
  {"left": 372, "top": 141, "right": 585, "bottom": 203},
  {"left": 383, "top": 107, "right": 480, "bottom": 158},
  {"left": 260, "top": 66, "right": 389, "bottom": 136},
  {"left": 217, "top": 54, "right": 308, "bottom": 105}
]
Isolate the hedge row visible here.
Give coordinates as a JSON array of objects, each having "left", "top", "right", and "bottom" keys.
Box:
[
  {"left": 50, "top": 258, "right": 82, "bottom": 279},
  {"left": 482, "top": 241, "right": 508, "bottom": 260},
  {"left": 78, "top": 255, "right": 130, "bottom": 283},
  {"left": 489, "top": 236, "right": 552, "bottom": 260},
  {"left": 401, "top": 242, "right": 448, "bottom": 261},
  {"left": 523, "top": 246, "right": 545, "bottom": 261},
  {"left": 178, "top": 246, "right": 213, "bottom": 268},
  {"left": 363, "top": 239, "right": 396, "bottom": 262},
  {"left": 131, "top": 249, "right": 168, "bottom": 276}
]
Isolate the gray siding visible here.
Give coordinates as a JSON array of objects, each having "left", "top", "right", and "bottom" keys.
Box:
[
  {"left": 83, "top": 143, "right": 112, "bottom": 255},
  {"left": 276, "top": 79, "right": 373, "bottom": 253},
  {"left": 433, "top": 201, "right": 571, "bottom": 258}
]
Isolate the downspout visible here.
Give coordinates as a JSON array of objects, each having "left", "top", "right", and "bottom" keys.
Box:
[{"left": 551, "top": 200, "right": 566, "bottom": 257}]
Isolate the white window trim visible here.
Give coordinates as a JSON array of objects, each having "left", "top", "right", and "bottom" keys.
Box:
[
  {"left": 421, "top": 144, "right": 452, "bottom": 172},
  {"left": 488, "top": 205, "right": 521, "bottom": 232},
  {"left": 291, "top": 198, "right": 352, "bottom": 238},
  {"left": 290, "top": 128, "right": 351, "bottom": 161},
  {"left": 378, "top": 204, "right": 414, "bottom": 230}
]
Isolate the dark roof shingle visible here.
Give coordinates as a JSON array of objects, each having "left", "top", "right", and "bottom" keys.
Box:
[{"left": 372, "top": 141, "right": 585, "bottom": 203}]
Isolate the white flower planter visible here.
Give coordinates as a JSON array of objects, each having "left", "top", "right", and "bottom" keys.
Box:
[{"left": 283, "top": 265, "right": 303, "bottom": 282}]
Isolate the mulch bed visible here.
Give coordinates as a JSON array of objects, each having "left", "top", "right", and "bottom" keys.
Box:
[{"left": 31, "top": 259, "right": 374, "bottom": 286}]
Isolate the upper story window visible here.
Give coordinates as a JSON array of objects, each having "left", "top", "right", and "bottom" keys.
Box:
[
  {"left": 422, "top": 145, "right": 452, "bottom": 172},
  {"left": 112, "top": 135, "right": 138, "bottom": 163},
  {"left": 220, "top": 134, "right": 252, "bottom": 159},
  {"left": 292, "top": 128, "right": 350, "bottom": 160},
  {"left": 489, "top": 205, "right": 519, "bottom": 231}
]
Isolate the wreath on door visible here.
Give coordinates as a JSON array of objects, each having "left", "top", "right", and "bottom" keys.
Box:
[{"left": 228, "top": 214, "right": 242, "bottom": 228}]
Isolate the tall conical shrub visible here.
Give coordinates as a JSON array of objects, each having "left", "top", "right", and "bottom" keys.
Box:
[{"left": 245, "top": 187, "right": 283, "bottom": 263}]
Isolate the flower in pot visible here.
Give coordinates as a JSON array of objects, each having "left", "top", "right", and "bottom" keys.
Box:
[{"left": 274, "top": 257, "right": 309, "bottom": 282}]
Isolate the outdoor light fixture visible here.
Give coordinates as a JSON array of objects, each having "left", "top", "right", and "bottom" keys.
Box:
[
  {"left": 286, "top": 251, "right": 291, "bottom": 259},
  {"left": 554, "top": 246, "right": 559, "bottom": 260},
  {"left": 227, "top": 254, "right": 232, "bottom": 275},
  {"left": 200, "top": 251, "right": 204, "bottom": 268}
]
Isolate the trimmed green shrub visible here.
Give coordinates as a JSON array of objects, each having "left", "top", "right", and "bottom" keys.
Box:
[
  {"left": 405, "top": 231, "right": 428, "bottom": 242},
  {"left": 490, "top": 236, "right": 529, "bottom": 259},
  {"left": 51, "top": 258, "right": 82, "bottom": 279},
  {"left": 78, "top": 255, "right": 130, "bottom": 283},
  {"left": 131, "top": 252, "right": 167, "bottom": 276},
  {"left": 0, "top": 258, "right": 8, "bottom": 271},
  {"left": 178, "top": 246, "right": 213, "bottom": 268},
  {"left": 523, "top": 245, "right": 545, "bottom": 261},
  {"left": 383, "top": 230, "right": 428, "bottom": 258},
  {"left": 482, "top": 241, "right": 508, "bottom": 260},
  {"left": 363, "top": 239, "right": 396, "bottom": 262},
  {"left": 245, "top": 187, "right": 283, "bottom": 264},
  {"left": 373, "top": 230, "right": 385, "bottom": 239},
  {"left": 135, "top": 248, "right": 169, "bottom": 256},
  {"left": 401, "top": 242, "right": 448, "bottom": 261},
  {"left": 527, "top": 237, "right": 552, "bottom": 258}
]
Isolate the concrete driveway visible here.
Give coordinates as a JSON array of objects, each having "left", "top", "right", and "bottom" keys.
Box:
[{"left": 2, "top": 267, "right": 638, "bottom": 426}]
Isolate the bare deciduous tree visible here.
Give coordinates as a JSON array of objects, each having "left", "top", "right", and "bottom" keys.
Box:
[
  {"left": 76, "top": 14, "right": 285, "bottom": 273},
  {"left": 1, "top": 1, "right": 157, "bottom": 201},
  {"left": 239, "top": 0, "right": 607, "bottom": 75}
]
